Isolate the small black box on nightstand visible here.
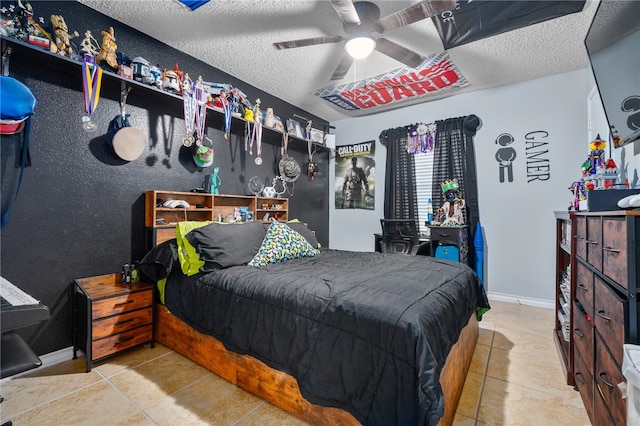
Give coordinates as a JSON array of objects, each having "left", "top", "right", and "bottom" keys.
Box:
[{"left": 583, "top": 189, "right": 640, "bottom": 211}]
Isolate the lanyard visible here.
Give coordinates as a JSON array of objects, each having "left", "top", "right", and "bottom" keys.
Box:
[{"left": 81, "top": 57, "right": 102, "bottom": 131}]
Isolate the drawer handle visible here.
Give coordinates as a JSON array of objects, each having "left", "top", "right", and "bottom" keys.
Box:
[
  {"left": 577, "top": 284, "right": 588, "bottom": 292},
  {"left": 114, "top": 319, "right": 134, "bottom": 326},
  {"left": 586, "top": 240, "right": 598, "bottom": 245},
  {"left": 115, "top": 336, "right": 134, "bottom": 345},
  {"left": 573, "top": 328, "right": 584, "bottom": 338},
  {"left": 574, "top": 371, "right": 585, "bottom": 385},
  {"left": 603, "top": 246, "right": 620, "bottom": 253},
  {"left": 598, "top": 371, "right": 613, "bottom": 388},
  {"left": 114, "top": 300, "right": 135, "bottom": 308},
  {"left": 596, "top": 310, "right": 610, "bottom": 321}
]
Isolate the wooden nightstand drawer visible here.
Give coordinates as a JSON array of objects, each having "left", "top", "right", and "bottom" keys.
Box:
[
  {"left": 92, "top": 324, "right": 153, "bottom": 360},
  {"left": 93, "top": 307, "right": 152, "bottom": 340},
  {"left": 92, "top": 291, "right": 152, "bottom": 319}
]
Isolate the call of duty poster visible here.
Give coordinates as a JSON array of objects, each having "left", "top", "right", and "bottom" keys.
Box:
[{"left": 335, "top": 141, "right": 375, "bottom": 210}]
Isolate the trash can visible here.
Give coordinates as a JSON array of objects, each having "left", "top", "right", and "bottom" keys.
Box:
[{"left": 622, "top": 344, "right": 640, "bottom": 424}]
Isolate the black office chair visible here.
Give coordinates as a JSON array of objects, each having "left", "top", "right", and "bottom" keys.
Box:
[{"left": 379, "top": 219, "right": 420, "bottom": 255}]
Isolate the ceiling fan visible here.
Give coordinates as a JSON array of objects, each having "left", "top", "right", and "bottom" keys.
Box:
[{"left": 273, "top": 0, "right": 456, "bottom": 81}]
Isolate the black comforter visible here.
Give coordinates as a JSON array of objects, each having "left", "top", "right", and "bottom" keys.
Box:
[{"left": 164, "top": 249, "right": 489, "bottom": 425}]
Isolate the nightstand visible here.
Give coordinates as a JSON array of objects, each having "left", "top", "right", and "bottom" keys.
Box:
[
  {"left": 428, "top": 225, "right": 469, "bottom": 265},
  {"left": 73, "top": 273, "right": 154, "bottom": 372}
]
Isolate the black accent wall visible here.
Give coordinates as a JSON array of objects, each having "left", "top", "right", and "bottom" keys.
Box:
[{"left": 0, "top": 1, "right": 329, "bottom": 356}]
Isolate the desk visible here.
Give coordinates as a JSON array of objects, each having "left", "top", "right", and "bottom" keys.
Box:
[{"left": 374, "top": 234, "right": 431, "bottom": 256}]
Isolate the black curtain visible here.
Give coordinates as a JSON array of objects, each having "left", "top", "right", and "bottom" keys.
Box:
[
  {"left": 378, "top": 127, "right": 418, "bottom": 226},
  {"left": 431, "top": 116, "right": 481, "bottom": 263}
]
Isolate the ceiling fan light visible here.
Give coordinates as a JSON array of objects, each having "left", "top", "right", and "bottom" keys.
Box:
[{"left": 345, "top": 37, "right": 376, "bottom": 59}]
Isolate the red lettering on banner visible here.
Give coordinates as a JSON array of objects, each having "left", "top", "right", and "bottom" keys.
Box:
[
  {"left": 369, "top": 89, "right": 392, "bottom": 104},
  {"left": 392, "top": 84, "right": 414, "bottom": 100},
  {"left": 430, "top": 70, "right": 459, "bottom": 88},
  {"left": 399, "top": 75, "right": 414, "bottom": 85}
]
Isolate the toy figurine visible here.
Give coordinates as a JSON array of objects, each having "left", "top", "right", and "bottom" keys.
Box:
[
  {"left": 210, "top": 167, "right": 221, "bottom": 194},
  {"left": 50, "top": 14, "right": 78, "bottom": 58},
  {"left": 95, "top": 26, "right": 119, "bottom": 72},
  {"left": 79, "top": 30, "right": 99, "bottom": 56},
  {"left": 431, "top": 179, "right": 466, "bottom": 226},
  {"left": 569, "top": 181, "right": 586, "bottom": 210}
]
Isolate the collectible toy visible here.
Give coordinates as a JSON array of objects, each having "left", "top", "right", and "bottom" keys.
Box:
[
  {"left": 95, "top": 26, "right": 119, "bottom": 72},
  {"left": 50, "top": 14, "right": 79, "bottom": 59},
  {"left": 431, "top": 179, "right": 466, "bottom": 226}
]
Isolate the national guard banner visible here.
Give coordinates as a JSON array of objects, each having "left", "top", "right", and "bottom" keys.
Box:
[
  {"left": 336, "top": 141, "right": 375, "bottom": 210},
  {"left": 315, "top": 53, "right": 467, "bottom": 112}
]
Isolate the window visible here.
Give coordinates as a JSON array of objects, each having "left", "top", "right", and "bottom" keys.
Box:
[{"left": 414, "top": 151, "right": 434, "bottom": 236}]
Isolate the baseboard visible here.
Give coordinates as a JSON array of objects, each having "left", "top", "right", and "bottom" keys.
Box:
[{"left": 487, "top": 291, "right": 554, "bottom": 309}]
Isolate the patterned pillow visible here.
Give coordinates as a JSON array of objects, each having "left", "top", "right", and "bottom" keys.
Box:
[{"left": 249, "top": 222, "right": 320, "bottom": 267}]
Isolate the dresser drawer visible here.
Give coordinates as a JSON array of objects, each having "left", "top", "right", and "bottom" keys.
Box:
[
  {"left": 92, "top": 324, "right": 153, "bottom": 361},
  {"left": 586, "top": 217, "right": 602, "bottom": 271},
  {"left": 573, "top": 300, "right": 594, "bottom": 373},
  {"left": 429, "top": 227, "right": 463, "bottom": 246},
  {"left": 575, "top": 261, "right": 593, "bottom": 316},
  {"left": 595, "top": 333, "right": 626, "bottom": 425},
  {"left": 92, "top": 307, "right": 152, "bottom": 340},
  {"left": 594, "top": 276, "right": 625, "bottom": 367},
  {"left": 573, "top": 344, "right": 595, "bottom": 424},
  {"left": 602, "top": 217, "right": 628, "bottom": 290},
  {"left": 575, "top": 216, "right": 587, "bottom": 261},
  {"left": 92, "top": 290, "right": 153, "bottom": 319}
]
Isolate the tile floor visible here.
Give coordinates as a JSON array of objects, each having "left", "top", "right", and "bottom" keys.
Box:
[{"left": 0, "top": 300, "right": 591, "bottom": 425}]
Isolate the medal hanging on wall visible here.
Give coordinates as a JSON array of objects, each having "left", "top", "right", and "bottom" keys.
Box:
[
  {"left": 219, "top": 91, "right": 232, "bottom": 139},
  {"left": 306, "top": 136, "right": 318, "bottom": 181},
  {"left": 81, "top": 55, "right": 103, "bottom": 132},
  {"left": 182, "top": 79, "right": 196, "bottom": 147},
  {"left": 194, "top": 83, "right": 207, "bottom": 146},
  {"left": 252, "top": 110, "right": 263, "bottom": 165}
]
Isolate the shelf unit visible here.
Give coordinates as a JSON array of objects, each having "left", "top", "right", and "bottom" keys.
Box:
[
  {"left": 0, "top": 35, "right": 330, "bottom": 153},
  {"left": 553, "top": 211, "right": 575, "bottom": 386},
  {"left": 145, "top": 190, "right": 288, "bottom": 247}
]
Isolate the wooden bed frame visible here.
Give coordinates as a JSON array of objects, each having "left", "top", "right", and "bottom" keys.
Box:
[{"left": 154, "top": 304, "right": 479, "bottom": 425}]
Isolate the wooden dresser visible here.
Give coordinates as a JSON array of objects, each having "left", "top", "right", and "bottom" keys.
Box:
[
  {"left": 570, "top": 211, "right": 640, "bottom": 425},
  {"left": 73, "top": 273, "right": 154, "bottom": 372}
]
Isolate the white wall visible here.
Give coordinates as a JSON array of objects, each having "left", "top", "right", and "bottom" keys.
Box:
[{"left": 330, "top": 70, "right": 588, "bottom": 304}]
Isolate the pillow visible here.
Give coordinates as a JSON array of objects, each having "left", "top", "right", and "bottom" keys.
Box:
[
  {"left": 249, "top": 222, "right": 320, "bottom": 267},
  {"left": 286, "top": 220, "right": 320, "bottom": 248},
  {"left": 186, "top": 221, "right": 267, "bottom": 270},
  {"left": 176, "top": 221, "right": 212, "bottom": 275},
  {"left": 138, "top": 238, "right": 179, "bottom": 282}
]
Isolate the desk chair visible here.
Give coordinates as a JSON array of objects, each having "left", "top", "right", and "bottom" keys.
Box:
[{"left": 379, "top": 219, "right": 420, "bottom": 255}]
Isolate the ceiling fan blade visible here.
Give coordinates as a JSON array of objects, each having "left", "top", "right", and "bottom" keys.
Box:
[
  {"left": 273, "top": 35, "right": 344, "bottom": 50},
  {"left": 329, "top": 0, "right": 361, "bottom": 25},
  {"left": 375, "top": 38, "right": 426, "bottom": 69},
  {"left": 377, "top": 0, "right": 456, "bottom": 33},
  {"left": 331, "top": 51, "right": 354, "bottom": 81}
]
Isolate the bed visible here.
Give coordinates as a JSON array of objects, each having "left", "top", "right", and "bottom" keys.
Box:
[{"left": 140, "top": 220, "right": 490, "bottom": 425}]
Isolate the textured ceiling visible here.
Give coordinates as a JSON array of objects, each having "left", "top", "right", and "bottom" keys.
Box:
[{"left": 78, "top": 0, "right": 599, "bottom": 122}]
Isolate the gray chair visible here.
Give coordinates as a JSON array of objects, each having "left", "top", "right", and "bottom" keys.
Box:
[{"left": 379, "top": 219, "right": 420, "bottom": 255}]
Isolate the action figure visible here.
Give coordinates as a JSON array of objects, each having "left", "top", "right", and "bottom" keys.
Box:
[
  {"left": 50, "top": 14, "right": 78, "bottom": 58},
  {"left": 95, "top": 26, "right": 119, "bottom": 72},
  {"left": 432, "top": 179, "right": 466, "bottom": 226}
]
